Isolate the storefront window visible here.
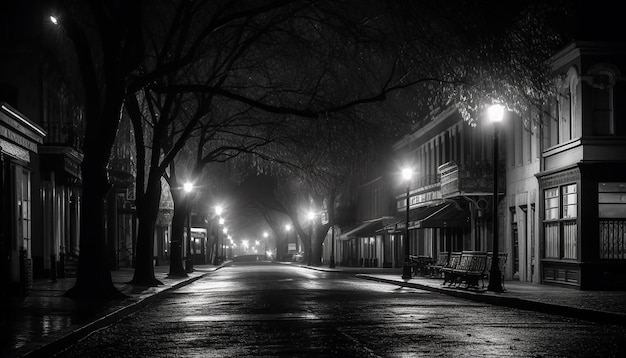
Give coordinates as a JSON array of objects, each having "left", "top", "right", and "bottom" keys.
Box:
[
  {"left": 543, "top": 183, "right": 578, "bottom": 260},
  {"left": 562, "top": 184, "right": 577, "bottom": 219},
  {"left": 599, "top": 182, "right": 626, "bottom": 259}
]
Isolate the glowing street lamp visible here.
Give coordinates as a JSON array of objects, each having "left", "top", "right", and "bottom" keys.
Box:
[
  {"left": 49, "top": 15, "right": 58, "bottom": 25},
  {"left": 487, "top": 104, "right": 505, "bottom": 292},
  {"left": 401, "top": 168, "right": 413, "bottom": 280}
]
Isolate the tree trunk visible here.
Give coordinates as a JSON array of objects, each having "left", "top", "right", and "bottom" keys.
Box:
[
  {"left": 168, "top": 194, "right": 187, "bottom": 277},
  {"left": 275, "top": 234, "right": 287, "bottom": 261},
  {"left": 65, "top": 152, "right": 125, "bottom": 299},
  {"left": 131, "top": 176, "right": 163, "bottom": 286}
]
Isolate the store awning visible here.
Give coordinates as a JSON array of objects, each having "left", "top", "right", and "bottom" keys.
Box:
[
  {"left": 416, "top": 203, "right": 470, "bottom": 228},
  {"left": 379, "top": 202, "right": 469, "bottom": 232},
  {"left": 339, "top": 218, "right": 388, "bottom": 240}
]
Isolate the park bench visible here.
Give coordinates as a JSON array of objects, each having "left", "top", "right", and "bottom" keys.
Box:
[
  {"left": 409, "top": 255, "right": 435, "bottom": 277},
  {"left": 427, "top": 253, "right": 449, "bottom": 278},
  {"left": 450, "top": 251, "right": 488, "bottom": 289},
  {"left": 440, "top": 252, "right": 462, "bottom": 285},
  {"left": 435, "top": 251, "right": 509, "bottom": 289}
]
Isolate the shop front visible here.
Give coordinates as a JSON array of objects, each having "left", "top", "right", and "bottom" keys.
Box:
[{"left": 1, "top": 103, "right": 45, "bottom": 296}]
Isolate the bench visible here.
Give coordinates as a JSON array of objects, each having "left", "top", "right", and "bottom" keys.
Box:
[
  {"left": 427, "top": 253, "right": 449, "bottom": 278},
  {"left": 440, "top": 252, "right": 462, "bottom": 285},
  {"left": 435, "top": 251, "right": 509, "bottom": 289},
  {"left": 451, "top": 251, "right": 488, "bottom": 288},
  {"left": 409, "top": 255, "right": 435, "bottom": 277}
]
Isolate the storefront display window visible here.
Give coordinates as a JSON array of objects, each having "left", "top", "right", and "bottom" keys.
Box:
[
  {"left": 544, "top": 184, "right": 577, "bottom": 259},
  {"left": 599, "top": 182, "right": 626, "bottom": 259}
]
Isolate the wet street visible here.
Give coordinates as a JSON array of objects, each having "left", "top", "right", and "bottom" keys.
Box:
[{"left": 57, "top": 262, "right": 626, "bottom": 357}]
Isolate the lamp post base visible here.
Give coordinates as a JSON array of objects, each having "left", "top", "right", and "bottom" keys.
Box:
[
  {"left": 329, "top": 255, "right": 336, "bottom": 268},
  {"left": 402, "top": 262, "right": 412, "bottom": 280},
  {"left": 487, "top": 269, "right": 504, "bottom": 292}
]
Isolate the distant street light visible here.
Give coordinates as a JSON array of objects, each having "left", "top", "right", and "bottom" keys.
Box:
[
  {"left": 487, "top": 104, "right": 505, "bottom": 292},
  {"left": 401, "top": 167, "right": 413, "bottom": 280},
  {"left": 285, "top": 224, "right": 293, "bottom": 261},
  {"left": 184, "top": 181, "right": 194, "bottom": 273},
  {"left": 307, "top": 211, "right": 315, "bottom": 266},
  {"left": 49, "top": 15, "right": 58, "bottom": 25}
]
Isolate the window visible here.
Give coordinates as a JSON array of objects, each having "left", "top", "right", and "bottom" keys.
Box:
[
  {"left": 559, "top": 91, "right": 572, "bottom": 142},
  {"left": 592, "top": 84, "right": 613, "bottom": 135},
  {"left": 599, "top": 183, "right": 626, "bottom": 259},
  {"left": 543, "top": 184, "right": 577, "bottom": 259},
  {"left": 552, "top": 67, "right": 579, "bottom": 144},
  {"left": 545, "top": 188, "right": 559, "bottom": 220},
  {"left": 587, "top": 64, "right": 617, "bottom": 136}
]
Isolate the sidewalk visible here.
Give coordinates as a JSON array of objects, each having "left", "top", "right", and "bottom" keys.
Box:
[
  {"left": 298, "top": 263, "right": 626, "bottom": 326},
  {"left": 2, "top": 263, "right": 625, "bottom": 357},
  {"left": 1, "top": 264, "right": 222, "bottom": 358}
]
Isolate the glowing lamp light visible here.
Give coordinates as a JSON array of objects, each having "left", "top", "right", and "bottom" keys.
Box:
[
  {"left": 402, "top": 168, "right": 413, "bottom": 181},
  {"left": 488, "top": 104, "right": 504, "bottom": 123}
]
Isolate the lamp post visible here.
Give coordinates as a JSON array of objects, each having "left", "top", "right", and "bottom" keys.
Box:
[
  {"left": 183, "top": 182, "right": 194, "bottom": 273},
  {"left": 307, "top": 211, "right": 315, "bottom": 266},
  {"left": 329, "top": 224, "right": 336, "bottom": 268},
  {"left": 222, "top": 226, "right": 228, "bottom": 258},
  {"left": 214, "top": 205, "right": 223, "bottom": 265},
  {"left": 401, "top": 168, "right": 413, "bottom": 280},
  {"left": 285, "top": 224, "right": 292, "bottom": 261},
  {"left": 487, "top": 104, "right": 504, "bottom": 292}
]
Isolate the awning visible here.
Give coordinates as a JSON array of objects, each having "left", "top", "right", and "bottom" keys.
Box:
[
  {"left": 377, "top": 205, "right": 438, "bottom": 233},
  {"left": 339, "top": 218, "right": 388, "bottom": 240},
  {"left": 416, "top": 203, "right": 470, "bottom": 228},
  {"left": 379, "top": 202, "right": 469, "bottom": 233}
]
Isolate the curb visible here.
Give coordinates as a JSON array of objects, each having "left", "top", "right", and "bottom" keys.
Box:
[
  {"left": 21, "top": 266, "right": 225, "bottom": 358},
  {"left": 357, "top": 274, "right": 626, "bottom": 327}
]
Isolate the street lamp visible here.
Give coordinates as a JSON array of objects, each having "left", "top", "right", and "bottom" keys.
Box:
[
  {"left": 184, "top": 182, "right": 194, "bottom": 273},
  {"left": 401, "top": 168, "right": 413, "bottom": 280},
  {"left": 307, "top": 210, "right": 315, "bottom": 266},
  {"left": 487, "top": 104, "right": 504, "bottom": 292},
  {"left": 284, "top": 224, "right": 292, "bottom": 261},
  {"left": 329, "top": 223, "right": 336, "bottom": 268},
  {"left": 215, "top": 205, "right": 224, "bottom": 264}
]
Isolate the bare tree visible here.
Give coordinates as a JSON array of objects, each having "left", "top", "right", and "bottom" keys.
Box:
[{"left": 55, "top": 0, "right": 571, "bottom": 298}]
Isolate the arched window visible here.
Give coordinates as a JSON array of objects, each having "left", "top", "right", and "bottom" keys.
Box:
[
  {"left": 557, "top": 67, "right": 579, "bottom": 143},
  {"left": 587, "top": 63, "right": 618, "bottom": 136}
]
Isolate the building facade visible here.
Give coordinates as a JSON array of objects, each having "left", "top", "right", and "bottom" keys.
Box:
[
  {"left": 390, "top": 107, "right": 493, "bottom": 268},
  {"left": 0, "top": 104, "right": 46, "bottom": 295},
  {"left": 535, "top": 42, "right": 626, "bottom": 289},
  {"left": 342, "top": 40, "right": 626, "bottom": 290}
]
